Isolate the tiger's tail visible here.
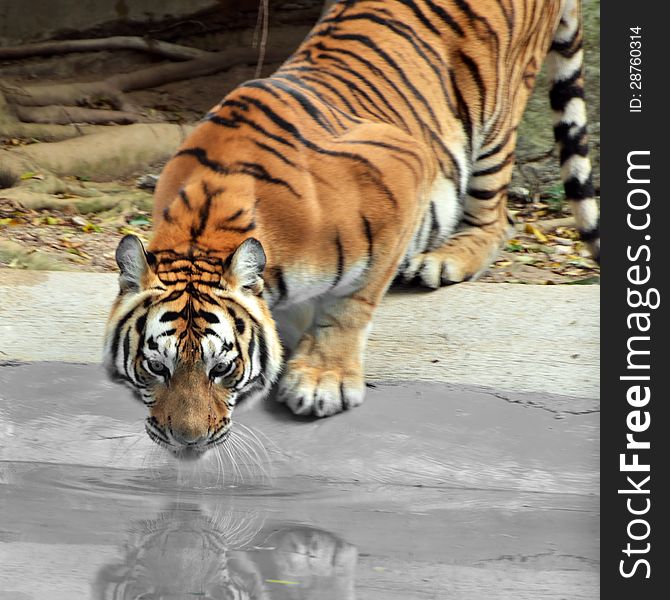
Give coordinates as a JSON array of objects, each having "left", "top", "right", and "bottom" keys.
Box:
[{"left": 546, "top": 0, "right": 599, "bottom": 262}]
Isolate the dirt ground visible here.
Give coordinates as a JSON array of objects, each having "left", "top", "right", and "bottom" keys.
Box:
[{"left": 0, "top": 190, "right": 600, "bottom": 284}]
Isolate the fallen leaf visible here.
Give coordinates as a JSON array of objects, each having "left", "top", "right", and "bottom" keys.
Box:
[
  {"left": 66, "top": 247, "right": 91, "bottom": 259},
  {"left": 505, "top": 239, "right": 524, "bottom": 252},
  {"left": 515, "top": 255, "right": 538, "bottom": 265},
  {"left": 568, "top": 258, "right": 592, "bottom": 268},
  {"left": 524, "top": 223, "right": 548, "bottom": 243},
  {"left": 59, "top": 238, "right": 83, "bottom": 249},
  {"left": 19, "top": 171, "right": 44, "bottom": 180},
  {"left": 128, "top": 215, "right": 151, "bottom": 227}
]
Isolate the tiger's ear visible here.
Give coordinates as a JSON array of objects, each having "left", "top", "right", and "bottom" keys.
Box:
[
  {"left": 115, "top": 234, "right": 156, "bottom": 293},
  {"left": 226, "top": 238, "right": 266, "bottom": 295}
]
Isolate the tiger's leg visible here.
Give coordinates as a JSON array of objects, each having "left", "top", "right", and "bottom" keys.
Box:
[
  {"left": 277, "top": 129, "right": 427, "bottom": 417},
  {"left": 403, "top": 136, "right": 516, "bottom": 288},
  {"left": 277, "top": 294, "right": 375, "bottom": 417},
  {"left": 279, "top": 224, "right": 423, "bottom": 416}
]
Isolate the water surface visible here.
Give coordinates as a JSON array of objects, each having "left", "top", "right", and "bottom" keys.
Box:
[{"left": 0, "top": 363, "right": 599, "bottom": 599}]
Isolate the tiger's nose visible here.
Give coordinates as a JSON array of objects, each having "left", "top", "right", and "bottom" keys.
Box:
[{"left": 170, "top": 427, "right": 208, "bottom": 446}]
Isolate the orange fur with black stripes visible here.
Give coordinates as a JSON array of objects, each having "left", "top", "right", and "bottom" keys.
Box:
[{"left": 105, "top": 0, "right": 598, "bottom": 454}]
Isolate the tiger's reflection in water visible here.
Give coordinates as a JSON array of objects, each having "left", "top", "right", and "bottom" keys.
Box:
[{"left": 94, "top": 503, "right": 357, "bottom": 600}]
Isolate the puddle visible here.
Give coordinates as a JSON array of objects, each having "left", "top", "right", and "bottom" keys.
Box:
[
  {"left": 0, "top": 362, "right": 599, "bottom": 599},
  {"left": 1, "top": 461, "right": 358, "bottom": 600}
]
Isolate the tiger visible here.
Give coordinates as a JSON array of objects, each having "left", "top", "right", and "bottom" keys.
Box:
[
  {"left": 95, "top": 504, "right": 357, "bottom": 599},
  {"left": 104, "top": 0, "right": 599, "bottom": 457}
]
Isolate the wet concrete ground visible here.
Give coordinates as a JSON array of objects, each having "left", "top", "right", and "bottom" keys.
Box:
[{"left": 0, "top": 362, "right": 599, "bottom": 599}]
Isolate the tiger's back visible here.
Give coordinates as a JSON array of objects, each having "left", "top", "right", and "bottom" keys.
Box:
[
  {"left": 153, "top": 0, "right": 597, "bottom": 288},
  {"left": 105, "top": 0, "right": 599, "bottom": 448}
]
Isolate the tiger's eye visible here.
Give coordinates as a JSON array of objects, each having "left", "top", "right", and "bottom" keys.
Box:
[
  {"left": 210, "top": 362, "right": 235, "bottom": 381},
  {"left": 147, "top": 360, "right": 168, "bottom": 376}
]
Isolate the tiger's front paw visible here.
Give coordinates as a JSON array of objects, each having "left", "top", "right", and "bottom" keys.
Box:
[
  {"left": 402, "top": 252, "right": 469, "bottom": 289},
  {"left": 270, "top": 526, "right": 357, "bottom": 590},
  {"left": 277, "top": 360, "right": 365, "bottom": 417}
]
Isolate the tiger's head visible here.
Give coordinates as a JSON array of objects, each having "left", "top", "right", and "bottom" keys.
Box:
[{"left": 103, "top": 234, "right": 282, "bottom": 459}]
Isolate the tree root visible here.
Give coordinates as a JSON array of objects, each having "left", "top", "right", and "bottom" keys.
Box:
[
  {"left": 3, "top": 122, "right": 195, "bottom": 182},
  {"left": 4, "top": 45, "right": 290, "bottom": 106},
  {"left": 3, "top": 80, "right": 130, "bottom": 112},
  {"left": 0, "top": 36, "right": 207, "bottom": 61},
  {"left": 1, "top": 89, "right": 109, "bottom": 142},
  {"left": 5, "top": 187, "right": 154, "bottom": 214},
  {"left": 0, "top": 121, "right": 110, "bottom": 143},
  {"left": 0, "top": 120, "right": 195, "bottom": 237},
  {"left": 14, "top": 105, "right": 141, "bottom": 125},
  {"left": 2, "top": 42, "right": 293, "bottom": 116}
]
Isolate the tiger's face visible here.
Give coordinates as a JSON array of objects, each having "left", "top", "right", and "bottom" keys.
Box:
[{"left": 104, "top": 235, "right": 282, "bottom": 458}]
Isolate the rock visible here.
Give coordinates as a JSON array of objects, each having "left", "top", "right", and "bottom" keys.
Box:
[
  {"left": 0, "top": 240, "right": 72, "bottom": 270},
  {"left": 508, "top": 186, "right": 531, "bottom": 201},
  {"left": 136, "top": 174, "right": 159, "bottom": 190}
]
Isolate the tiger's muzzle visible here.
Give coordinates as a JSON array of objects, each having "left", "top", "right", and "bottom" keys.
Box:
[
  {"left": 145, "top": 415, "right": 232, "bottom": 458},
  {"left": 147, "top": 363, "right": 234, "bottom": 458}
]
